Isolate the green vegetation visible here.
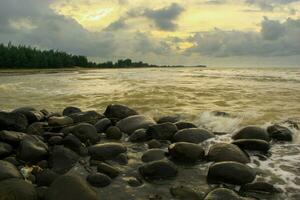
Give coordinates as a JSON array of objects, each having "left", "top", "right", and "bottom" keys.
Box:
[{"left": 0, "top": 43, "right": 206, "bottom": 69}]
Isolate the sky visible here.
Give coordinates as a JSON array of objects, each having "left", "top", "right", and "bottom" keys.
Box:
[{"left": 1, "top": 0, "right": 300, "bottom": 67}]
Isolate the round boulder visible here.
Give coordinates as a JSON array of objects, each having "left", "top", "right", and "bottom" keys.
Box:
[
  {"left": 87, "top": 173, "right": 111, "bottom": 187},
  {"left": 67, "top": 123, "right": 99, "bottom": 144},
  {"left": 267, "top": 124, "right": 293, "bottom": 141},
  {"left": 232, "top": 126, "right": 270, "bottom": 142},
  {"left": 116, "top": 115, "right": 156, "bottom": 135},
  {"left": 156, "top": 115, "right": 180, "bottom": 124},
  {"left": 141, "top": 149, "right": 166, "bottom": 163},
  {"left": 139, "top": 160, "right": 178, "bottom": 180},
  {"left": 69, "top": 111, "right": 103, "bottom": 124},
  {"left": 168, "top": 142, "right": 205, "bottom": 162},
  {"left": 88, "top": 142, "right": 127, "bottom": 161},
  {"left": 35, "top": 169, "right": 59, "bottom": 187},
  {"left": 12, "top": 107, "right": 44, "bottom": 124},
  {"left": 0, "top": 111, "right": 28, "bottom": 132},
  {"left": 173, "top": 128, "right": 214, "bottom": 144},
  {"left": 232, "top": 139, "right": 270, "bottom": 153},
  {"left": 97, "top": 162, "right": 120, "bottom": 178},
  {"left": 204, "top": 188, "right": 242, "bottom": 200},
  {"left": 146, "top": 122, "right": 178, "bottom": 140},
  {"left": 104, "top": 104, "right": 138, "bottom": 120},
  {"left": 0, "top": 178, "right": 37, "bottom": 200},
  {"left": 240, "top": 181, "right": 281, "bottom": 194},
  {"left": 0, "top": 142, "right": 13, "bottom": 158},
  {"left": 0, "top": 130, "right": 26, "bottom": 146},
  {"left": 62, "top": 106, "right": 81, "bottom": 116},
  {"left": 48, "top": 116, "right": 73, "bottom": 127},
  {"left": 105, "top": 126, "right": 123, "bottom": 140},
  {"left": 129, "top": 129, "right": 150, "bottom": 142},
  {"left": 95, "top": 118, "right": 111, "bottom": 133},
  {"left": 0, "top": 160, "right": 22, "bottom": 181},
  {"left": 174, "top": 121, "right": 197, "bottom": 130}
]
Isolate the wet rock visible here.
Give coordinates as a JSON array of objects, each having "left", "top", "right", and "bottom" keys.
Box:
[
  {"left": 105, "top": 126, "right": 123, "bottom": 140},
  {"left": 212, "top": 111, "right": 231, "bottom": 117},
  {"left": 146, "top": 122, "right": 178, "bottom": 140},
  {"left": 87, "top": 173, "right": 111, "bottom": 187},
  {"left": 104, "top": 104, "right": 139, "bottom": 120},
  {"left": 170, "top": 185, "right": 202, "bottom": 200},
  {"left": 240, "top": 181, "right": 281, "bottom": 194},
  {"left": 267, "top": 124, "right": 293, "bottom": 141},
  {"left": 116, "top": 115, "right": 156, "bottom": 135},
  {"left": 69, "top": 111, "right": 103, "bottom": 124},
  {"left": 88, "top": 142, "right": 127, "bottom": 161},
  {"left": 0, "top": 178, "right": 37, "bottom": 200},
  {"left": 147, "top": 139, "right": 162, "bottom": 149},
  {"left": 168, "top": 142, "right": 205, "bottom": 162},
  {"left": 0, "top": 111, "right": 28, "bottom": 132},
  {"left": 232, "top": 139, "right": 270, "bottom": 153},
  {"left": 27, "top": 122, "right": 48, "bottom": 136},
  {"left": 12, "top": 107, "right": 44, "bottom": 124},
  {"left": 37, "top": 160, "right": 49, "bottom": 169},
  {"left": 49, "top": 146, "right": 79, "bottom": 174},
  {"left": 156, "top": 115, "right": 180, "bottom": 124},
  {"left": 4, "top": 156, "right": 20, "bottom": 166},
  {"left": 174, "top": 121, "right": 197, "bottom": 130},
  {"left": 0, "top": 141, "right": 13, "bottom": 158},
  {"left": 95, "top": 118, "right": 111, "bottom": 133},
  {"left": 207, "top": 143, "right": 250, "bottom": 163},
  {"left": 232, "top": 126, "right": 270, "bottom": 142},
  {"left": 35, "top": 169, "right": 59, "bottom": 187},
  {"left": 113, "top": 153, "right": 128, "bottom": 165},
  {"left": 18, "top": 135, "right": 48, "bottom": 163},
  {"left": 141, "top": 149, "right": 166, "bottom": 163},
  {"left": 129, "top": 129, "right": 149, "bottom": 142},
  {"left": 0, "top": 130, "right": 26, "bottom": 146},
  {"left": 207, "top": 161, "right": 256, "bottom": 185},
  {"left": 62, "top": 106, "right": 82, "bottom": 116},
  {"left": 45, "top": 175, "right": 97, "bottom": 200},
  {"left": 139, "top": 160, "right": 178, "bottom": 180},
  {"left": 173, "top": 128, "right": 215, "bottom": 144},
  {"left": 43, "top": 132, "right": 64, "bottom": 140},
  {"left": 204, "top": 188, "right": 241, "bottom": 200},
  {"left": 67, "top": 123, "right": 99, "bottom": 144},
  {"left": 48, "top": 136, "right": 63, "bottom": 145},
  {"left": 48, "top": 116, "right": 73, "bottom": 127},
  {"left": 62, "top": 134, "right": 87, "bottom": 155},
  {"left": 97, "top": 162, "right": 120, "bottom": 178},
  {"left": 0, "top": 160, "right": 22, "bottom": 181},
  {"left": 125, "top": 176, "right": 143, "bottom": 187},
  {"left": 36, "top": 186, "right": 48, "bottom": 200}
]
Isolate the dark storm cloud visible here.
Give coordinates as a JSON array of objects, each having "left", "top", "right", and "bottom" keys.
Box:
[
  {"left": 0, "top": 0, "right": 116, "bottom": 57},
  {"left": 143, "top": 3, "right": 184, "bottom": 31},
  {"left": 186, "top": 17, "right": 300, "bottom": 57}
]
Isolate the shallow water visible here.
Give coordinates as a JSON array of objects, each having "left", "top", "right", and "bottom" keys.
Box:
[{"left": 0, "top": 67, "right": 300, "bottom": 199}]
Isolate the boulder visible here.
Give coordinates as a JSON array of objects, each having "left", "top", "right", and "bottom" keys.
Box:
[
  {"left": 3, "top": 156, "right": 20, "bottom": 166},
  {"left": 232, "top": 139, "right": 270, "bottom": 153},
  {"left": 104, "top": 104, "right": 138, "bottom": 120},
  {"left": 146, "top": 122, "right": 178, "bottom": 140},
  {"left": 156, "top": 115, "right": 180, "bottom": 124},
  {"left": 168, "top": 142, "right": 205, "bottom": 162},
  {"left": 45, "top": 175, "right": 97, "bottom": 200},
  {"left": 97, "top": 162, "right": 120, "bottom": 178},
  {"left": 147, "top": 139, "right": 162, "bottom": 149},
  {"left": 129, "top": 129, "right": 150, "bottom": 142},
  {"left": 174, "top": 121, "right": 197, "bottom": 130},
  {"left": 94, "top": 118, "right": 111, "bottom": 133},
  {"left": 207, "top": 161, "right": 256, "bottom": 185},
  {"left": 0, "top": 141, "right": 13, "bottom": 158},
  {"left": 69, "top": 111, "right": 103, "bottom": 124},
  {"left": 173, "top": 128, "right": 214, "bottom": 143},
  {"left": 0, "top": 111, "right": 28, "bottom": 132},
  {"left": 0, "top": 178, "right": 37, "bottom": 200},
  {"left": 48, "top": 116, "right": 73, "bottom": 127},
  {"left": 141, "top": 149, "right": 166, "bottom": 163},
  {"left": 267, "top": 124, "right": 293, "bottom": 141},
  {"left": 204, "top": 188, "right": 242, "bottom": 200},
  {"left": 0, "top": 160, "right": 22, "bottom": 181},
  {"left": 105, "top": 126, "right": 123, "bottom": 140},
  {"left": 62, "top": 134, "right": 87, "bottom": 155},
  {"left": 27, "top": 122, "right": 48, "bottom": 135},
  {"left": 36, "top": 186, "right": 48, "bottom": 200},
  {"left": 62, "top": 106, "right": 82, "bottom": 116},
  {"left": 170, "top": 185, "right": 202, "bottom": 200},
  {"left": 0, "top": 130, "right": 26, "bottom": 146},
  {"left": 207, "top": 143, "right": 250, "bottom": 163},
  {"left": 88, "top": 142, "right": 127, "bottom": 161},
  {"left": 87, "top": 173, "right": 111, "bottom": 187},
  {"left": 139, "top": 160, "right": 178, "bottom": 180},
  {"left": 232, "top": 126, "right": 270, "bottom": 142},
  {"left": 35, "top": 169, "right": 59, "bottom": 187},
  {"left": 240, "top": 181, "right": 281, "bottom": 194},
  {"left": 18, "top": 135, "right": 48, "bottom": 163},
  {"left": 116, "top": 115, "right": 156, "bottom": 135},
  {"left": 67, "top": 123, "right": 99, "bottom": 144},
  {"left": 12, "top": 107, "right": 44, "bottom": 124}
]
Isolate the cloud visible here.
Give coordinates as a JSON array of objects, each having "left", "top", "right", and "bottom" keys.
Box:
[
  {"left": 245, "top": 0, "right": 300, "bottom": 11},
  {"left": 186, "top": 17, "right": 300, "bottom": 57},
  {"left": 143, "top": 3, "right": 184, "bottom": 31},
  {"left": 104, "top": 18, "right": 127, "bottom": 31}
]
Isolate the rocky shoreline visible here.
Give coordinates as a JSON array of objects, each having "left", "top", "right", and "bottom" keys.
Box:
[{"left": 0, "top": 104, "right": 298, "bottom": 200}]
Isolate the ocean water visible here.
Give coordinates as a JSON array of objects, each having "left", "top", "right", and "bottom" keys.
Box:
[{"left": 0, "top": 67, "right": 300, "bottom": 199}]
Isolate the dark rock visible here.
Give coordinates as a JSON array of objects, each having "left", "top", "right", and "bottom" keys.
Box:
[
  {"left": 207, "top": 143, "right": 250, "bottom": 163},
  {"left": 156, "top": 115, "right": 180, "bottom": 124},
  {"left": 113, "top": 153, "right": 128, "bottom": 165},
  {"left": 212, "top": 111, "right": 231, "bottom": 117},
  {"left": 97, "top": 162, "right": 120, "bottom": 178},
  {"left": 141, "top": 149, "right": 166, "bottom": 163},
  {"left": 12, "top": 107, "right": 44, "bottom": 124},
  {"left": 147, "top": 139, "right": 162, "bottom": 149},
  {"left": 69, "top": 111, "right": 104, "bottom": 124},
  {"left": 0, "top": 160, "right": 22, "bottom": 181},
  {"left": 204, "top": 188, "right": 241, "bottom": 200},
  {"left": 88, "top": 142, "right": 127, "bottom": 161},
  {"left": 62, "top": 106, "right": 82, "bottom": 116},
  {"left": 36, "top": 186, "right": 48, "bottom": 200},
  {"left": 95, "top": 118, "right": 111, "bottom": 133},
  {"left": 139, "top": 160, "right": 177, "bottom": 180},
  {"left": 168, "top": 142, "right": 205, "bottom": 162},
  {"left": 232, "top": 126, "right": 270, "bottom": 142},
  {"left": 27, "top": 122, "right": 48, "bottom": 136},
  {"left": 116, "top": 115, "right": 156, "bottom": 135},
  {"left": 35, "top": 169, "right": 59, "bottom": 187},
  {"left": 18, "top": 135, "right": 48, "bottom": 163},
  {"left": 62, "top": 134, "right": 86, "bottom": 155},
  {"left": 49, "top": 146, "right": 79, "bottom": 174},
  {"left": 43, "top": 132, "right": 64, "bottom": 140},
  {"left": 67, "top": 123, "right": 99, "bottom": 144},
  {"left": 174, "top": 121, "right": 197, "bottom": 130},
  {"left": 3, "top": 156, "right": 20, "bottom": 166},
  {"left": 45, "top": 175, "right": 97, "bottom": 200},
  {"left": 37, "top": 160, "right": 49, "bottom": 169},
  {"left": 267, "top": 124, "right": 293, "bottom": 141},
  {"left": 129, "top": 129, "right": 149, "bottom": 142},
  {"left": 173, "top": 128, "right": 214, "bottom": 143},
  {"left": 232, "top": 139, "right": 270, "bottom": 153},
  {"left": 87, "top": 173, "right": 111, "bottom": 187},
  {"left": 207, "top": 161, "right": 256, "bottom": 185},
  {"left": 0, "top": 130, "right": 26, "bottom": 146},
  {"left": 146, "top": 122, "right": 178, "bottom": 140},
  {"left": 48, "top": 116, "right": 73, "bottom": 127},
  {"left": 125, "top": 176, "right": 143, "bottom": 187},
  {"left": 170, "top": 185, "right": 202, "bottom": 200},
  {"left": 0, "top": 178, "right": 38, "bottom": 200},
  {"left": 104, "top": 104, "right": 138, "bottom": 120},
  {"left": 48, "top": 136, "right": 63, "bottom": 145},
  {"left": 240, "top": 181, "right": 281, "bottom": 194},
  {"left": 0, "top": 141, "right": 13, "bottom": 158},
  {"left": 105, "top": 126, "right": 123, "bottom": 140},
  {"left": 0, "top": 111, "right": 28, "bottom": 132}
]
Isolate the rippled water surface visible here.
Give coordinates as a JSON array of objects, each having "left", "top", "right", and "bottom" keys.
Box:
[{"left": 0, "top": 67, "right": 300, "bottom": 199}]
